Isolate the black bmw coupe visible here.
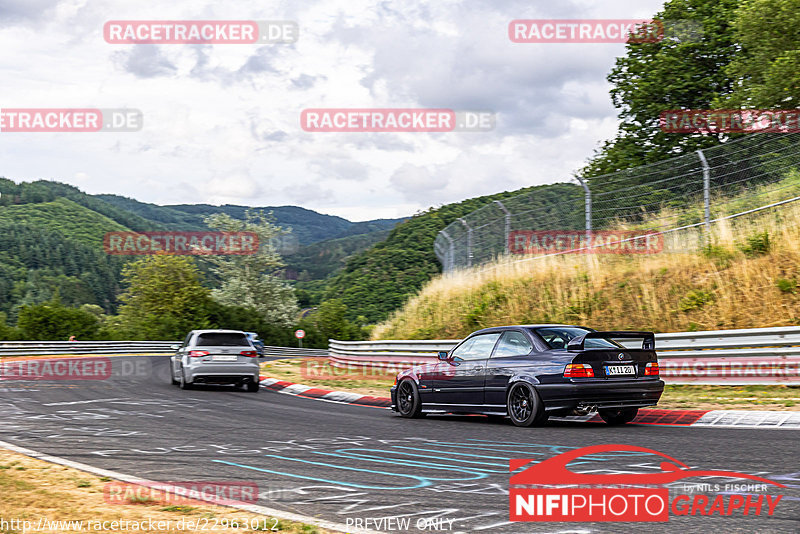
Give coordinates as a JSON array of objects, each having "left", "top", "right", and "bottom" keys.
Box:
[{"left": 390, "top": 324, "right": 664, "bottom": 426}]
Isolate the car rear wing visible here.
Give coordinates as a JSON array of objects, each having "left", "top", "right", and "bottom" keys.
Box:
[{"left": 567, "top": 331, "right": 655, "bottom": 351}]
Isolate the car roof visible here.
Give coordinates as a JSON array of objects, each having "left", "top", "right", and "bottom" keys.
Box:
[
  {"left": 190, "top": 329, "right": 248, "bottom": 335},
  {"left": 470, "top": 324, "right": 590, "bottom": 335}
]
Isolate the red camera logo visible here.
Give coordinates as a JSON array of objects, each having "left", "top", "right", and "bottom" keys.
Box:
[{"left": 510, "top": 444, "right": 784, "bottom": 522}]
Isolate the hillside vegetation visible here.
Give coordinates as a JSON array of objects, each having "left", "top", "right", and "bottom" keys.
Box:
[
  {"left": 98, "top": 193, "right": 403, "bottom": 245},
  {"left": 322, "top": 183, "right": 580, "bottom": 323},
  {"left": 0, "top": 198, "right": 128, "bottom": 247},
  {"left": 373, "top": 202, "right": 800, "bottom": 339},
  {"left": 0, "top": 178, "right": 402, "bottom": 320},
  {"left": 285, "top": 229, "right": 391, "bottom": 281}
]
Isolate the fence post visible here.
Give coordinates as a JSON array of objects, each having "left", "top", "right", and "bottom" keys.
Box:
[
  {"left": 493, "top": 200, "right": 511, "bottom": 254},
  {"left": 697, "top": 149, "right": 711, "bottom": 235},
  {"left": 439, "top": 230, "right": 455, "bottom": 272},
  {"left": 575, "top": 176, "right": 592, "bottom": 248},
  {"left": 458, "top": 218, "right": 473, "bottom": 267}
]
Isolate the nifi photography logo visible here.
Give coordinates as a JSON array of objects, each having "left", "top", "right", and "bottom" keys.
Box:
[{"left": 509, "top": 444, "right": 784, "bottom": 522}]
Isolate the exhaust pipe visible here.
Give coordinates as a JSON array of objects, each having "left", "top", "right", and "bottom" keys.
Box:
[{"left": 573, "top": 404, "right": 598, "bottom": 415}]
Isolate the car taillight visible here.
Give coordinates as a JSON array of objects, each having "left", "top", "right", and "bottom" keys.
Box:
[
  {"left": 188, "top": 350, "right": 209, "bottom": 358},
  {"left": 240, "top": 350, "right": 258, "bottom": 357},
  {"left": 564, "top": 363, "right": 594, "bottom": 378},
  {"left": 645, "top": 362, "right": 660, "bottom": 376}
]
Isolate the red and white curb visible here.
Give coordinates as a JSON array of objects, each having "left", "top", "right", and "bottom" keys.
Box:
[
  {"left": 259, "top": 376, "right": 800, "bottom": 428},
  {"left": 692, "top": 409, "right": 800, "bottom": 428},
  {"left": 259, "top": 377, "right": 391, "bottom": 407}
]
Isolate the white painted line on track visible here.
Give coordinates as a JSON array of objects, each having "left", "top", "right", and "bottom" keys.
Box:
[
  {"left": 0, "top": 439, "right": 384, "bottom": 534},
  {"left": 42, "top": 398, "right": 130, "bottom": 406}
]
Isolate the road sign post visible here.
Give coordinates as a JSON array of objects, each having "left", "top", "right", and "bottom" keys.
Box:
[{"left": 294, "top": 329, "right": 306, "bottom": 348}]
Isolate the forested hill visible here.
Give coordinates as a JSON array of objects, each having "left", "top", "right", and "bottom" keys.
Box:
[
  {"left": 0, "top": 178, "right": 403, "bottom": 318},
  {"left": 97, "top": 194, "right": 403, "bottom": 244},
  {"left": 321, "top": 182, "right": 581, "bottom": 323}
]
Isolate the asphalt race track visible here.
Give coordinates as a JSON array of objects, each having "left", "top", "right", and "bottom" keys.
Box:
[{"left": 0, "top": 355, "right": 798, "bottom": 533}]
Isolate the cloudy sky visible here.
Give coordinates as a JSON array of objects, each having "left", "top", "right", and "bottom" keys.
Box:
[{"left": 0, "top": 0, "right": 666, "bottom": 221}]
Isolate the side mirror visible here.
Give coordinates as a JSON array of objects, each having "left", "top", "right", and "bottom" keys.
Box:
[
  {"left": 170, "top": 344, "right": 180, "bottom": 351},
  {"left": 437, "top": 351, "right": 449, "bottom": 361}
]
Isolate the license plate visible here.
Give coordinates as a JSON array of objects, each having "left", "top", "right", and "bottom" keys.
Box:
[
  {"left": 211, "top": 355, "right": 238, "bottom": 362},
  {"left": 605, "top": 365, "right": 635, "bottom": 376}
]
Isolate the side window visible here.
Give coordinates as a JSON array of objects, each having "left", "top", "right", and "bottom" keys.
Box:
[
  {"left": 181, "top": 332, "right": 192, "bottom": 348},
  {"left": 493, "top": 331, "right": 533, "bottom": 357},
  {"left": 451, "top": 333, "right": 501, "bottom": 361}
]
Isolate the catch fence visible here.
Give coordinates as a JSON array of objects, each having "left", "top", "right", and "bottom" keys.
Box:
[{"left": 435, "top": 132, "right": 800, "bottom": 271}]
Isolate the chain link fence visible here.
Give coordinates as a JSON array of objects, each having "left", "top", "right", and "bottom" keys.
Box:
[{"left": 435, "top": 132, "right": 800, "bottom": 271}]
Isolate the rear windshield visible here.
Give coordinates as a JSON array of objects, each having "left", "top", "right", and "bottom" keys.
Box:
[
  {"left": 195, "top": 333, "right": 250, "bottom": 347},
  {"left": 532, "top": 327, "right": 623, "bottom": 350}
]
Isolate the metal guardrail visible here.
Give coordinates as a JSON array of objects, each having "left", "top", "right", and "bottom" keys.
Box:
[
  {"left": 260, "top": 346, "right": 327, "bottom": 357},
  {"left": 329, "top": 326, "right": 800, "bottom": 385},
  {"left": 0, "top": 341, "right": 325, "bottom": 358}
]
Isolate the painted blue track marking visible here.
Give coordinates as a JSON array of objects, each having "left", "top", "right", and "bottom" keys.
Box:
[
  {"left": 310, "top": 449, "right": 502, "bottom": 474},
  {"left": 391, "top": 446, "right": 511, "bottom": 462},
  {"left": 404, "top": 442, "right": 554, "bottom": 456},
  {"left": 336, "top": 447, "right": 508, "bottom": 468},
  {"left": 464, "top": 439, "right": 578, "bottom": 452},
  {"left": 212, "top": 458, "right": 432, "bottom": 490}
]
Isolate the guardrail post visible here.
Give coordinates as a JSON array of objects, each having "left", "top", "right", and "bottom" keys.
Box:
[
  {"left": 493, "top": 200, "right": 511, "bottom": 255},
  {"left": 697, "top": 149, "right": 711, "bottom": 236},
  {"left": 458, "top": 217, "right": 473, "bottom": 267}
]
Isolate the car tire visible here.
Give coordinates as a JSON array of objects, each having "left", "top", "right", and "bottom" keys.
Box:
[
  {"left": 507, "top": 382, "right": 548, "bottom": 427},
  {"left": 246, "top": 380, "right": 260, "bottom": 393},
  {"left": 178, "top": 367, "right": 193, "bottom": 390},
  {"left": 170, "top": 364, "right": 179, "bottom": 385},
  {"left": 598, "top": 407, "right": 638, "bottom": 425},
  {"left": 396, "top": 379, "right": 424, "bottom": 418}
]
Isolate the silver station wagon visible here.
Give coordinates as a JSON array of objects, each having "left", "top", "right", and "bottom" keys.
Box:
[{"left": 170, "top": 329, "right": 261, "bottom": 392}]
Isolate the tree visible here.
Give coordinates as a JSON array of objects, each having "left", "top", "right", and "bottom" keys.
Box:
[
  {"left": 0, "top": 312, "right": 21, "bottom": 341},
  {"left": 716, "top": 0, "right": 800, "bottom": 109},
  {"left": 579, "top": 0, "right": 741, "bottom": 179},
  {"left": 116, "top": 255, "right": 211, "bottom": 340},
  {"left": 16, "top": 299, "right": 99, "bottom": 340},
  {"left": 203, "top": 211, "right": 298, "bottom": 326},
  {"left": 300, "top": 299, "right": 365, "bottom": 341},
  {"left": 204, "top": 300, "right": 296, "bottom": 346}
]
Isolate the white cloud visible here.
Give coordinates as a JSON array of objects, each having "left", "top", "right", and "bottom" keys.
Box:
[{"left": 0, "top": 0, "right": 666, "bottom": 221}]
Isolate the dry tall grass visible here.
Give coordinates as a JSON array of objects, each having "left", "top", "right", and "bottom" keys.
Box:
[{"left": 373, "top": 202, "right": 800, "bottom": 340}]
